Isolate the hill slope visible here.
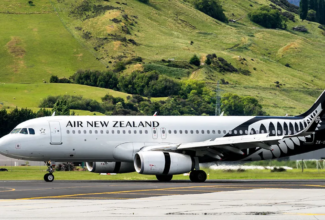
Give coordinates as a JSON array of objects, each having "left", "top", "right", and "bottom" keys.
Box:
[{"left": 1, "top": 0, "right": 325, "bottom": 115}]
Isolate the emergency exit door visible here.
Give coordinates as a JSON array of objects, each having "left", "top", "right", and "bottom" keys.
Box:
[{"left": 49, "top": 121, "right": 62, "bottom": 145}]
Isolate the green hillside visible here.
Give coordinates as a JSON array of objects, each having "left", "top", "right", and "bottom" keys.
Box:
[{"left": 1, "top": 0, "right": 325, "bottom": 115}]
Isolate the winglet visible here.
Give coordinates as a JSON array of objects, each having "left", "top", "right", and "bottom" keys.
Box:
[{"left": 52, "top": 111, "right": 55, "bottom": 117}]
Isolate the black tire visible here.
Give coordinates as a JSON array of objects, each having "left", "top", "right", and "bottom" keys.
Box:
[
  {"left": 190, "top": 170, "right": 207, "bottom": 182},
  {"left": 156, "top": 175, "right": 173, "bottom": 182},
  {"left": 190, "top": 171, "right": 198, "bottom": 182},
  {"left": 44, "top": 174, "right": 49, "bottom": 182},
  {"left": 44, "top": 173, "right": 54, "bottom": 182},
  {"left": 196, "top": 170, "right": 207, "bottom": 182}
]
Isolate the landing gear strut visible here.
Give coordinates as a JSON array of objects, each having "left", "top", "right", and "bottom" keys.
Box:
[
  {"left": 44, "top": 161, "right": 55, "bottom": 182},
  {"left": 156, "top": 175, "right": 173, "bottom": 182},
  {"left": 190, "top": 170, "right": 207, "bottom": 182}
]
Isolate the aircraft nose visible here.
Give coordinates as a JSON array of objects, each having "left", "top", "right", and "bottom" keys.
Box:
[{"left": 0, "top": 135, "right": 9, "bottom": 154}]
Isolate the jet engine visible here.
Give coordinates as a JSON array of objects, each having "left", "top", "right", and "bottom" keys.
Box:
[
  {"left": 86, "top": 162, "right": 135, "bottom": 173},
  {"left": 134, "top": 151, "right": 194, "bottom": 175}
]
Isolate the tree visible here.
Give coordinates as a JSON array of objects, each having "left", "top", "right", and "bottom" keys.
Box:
[
  {"left": 248, "top": 6, "right": 288, "bottom": 29},
  {"left": 189, "top": 55, "right": 200, "bottom": 66},
  {"left": 310, "top": 0, "right": 317, "bottom": 11},
  {"left": 300, "top": 0, "right": 308, "bottom": 20},
  {"left": 221, "top": 93, "right": 266, "bottom": 116},
  {"left": 320, "top": 0, "right": 325, "bottom": 24},
  {"left": 193, "top": 0, "right": 228, "bottom": 23},
  {"left": 52, "top": 100, "right": 70, "bottom": 115}
]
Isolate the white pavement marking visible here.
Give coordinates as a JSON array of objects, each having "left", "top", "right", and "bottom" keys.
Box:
[{"left": 1, "top": 189, "right": 325, "bottom": 219}]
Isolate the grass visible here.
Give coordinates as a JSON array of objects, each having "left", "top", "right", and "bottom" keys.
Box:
[
  {"left": 1, "top": 166, "right": 325, "bottom": 181},
  {"left": 1, "top": 0, "right": 325, "bottom": 115},
  {"left": 0, "top": 83, "right": 163, "bottom": 110}
]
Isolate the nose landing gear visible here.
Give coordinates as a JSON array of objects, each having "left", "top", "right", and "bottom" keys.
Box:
[{"left": 44, "top": 161, "right": 55, "bottom": 182}]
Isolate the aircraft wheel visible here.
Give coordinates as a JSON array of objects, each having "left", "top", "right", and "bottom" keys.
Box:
[
  {"left": 44, "top": 173, "right": 54, "bottom": 182},
  {"left": 190, "top": 170, "right": 207, "bottom": 182},
  {"left": 156, "top": 175, "right": 173, "bottom": 182}
]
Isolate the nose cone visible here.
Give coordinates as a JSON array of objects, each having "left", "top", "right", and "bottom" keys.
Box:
[{"left": 0, "top": 135, "right": 9, "bottom": 154}]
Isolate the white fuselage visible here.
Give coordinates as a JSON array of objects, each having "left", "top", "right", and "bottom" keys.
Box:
[{"left": 0, "top": 116, "right": 254, "bottom": 161}]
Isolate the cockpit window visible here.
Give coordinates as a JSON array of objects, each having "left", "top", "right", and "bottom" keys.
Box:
[
  {"left": 28, "top": 128, "right": 35, "bottom": 135},
  {"left": 20, "top": 128, "right": 28, "bottom": 135},
  {"left": 11, "top": 128, "right": 21, "bottom": 134}
]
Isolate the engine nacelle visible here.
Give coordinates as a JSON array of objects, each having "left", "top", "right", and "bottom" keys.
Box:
[
  {"left": 86, "top": 162, "right": 135, "bottom": 173},
  {"left": 134, "top": 152, "right": 194, "bottom": 175}
]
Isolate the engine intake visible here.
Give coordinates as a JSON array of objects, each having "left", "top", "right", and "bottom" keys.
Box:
[
  {"left": 86, "top": 162, "right": 135, "bottom": 173},
  {"left": 134, "top": 152, "right": 193, "bottom": 175}
]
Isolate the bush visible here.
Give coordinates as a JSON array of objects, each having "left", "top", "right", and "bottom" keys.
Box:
[
  {"left": 292, "top": 25, "right": 308, "bottom": 32},
  {"left": 193, "top": 0, "right": 228, "bottom": 23},
  {"left": 271, "top": 167, "right": 286, "bottom": 172},
  {"left": 306, "top": 9, "right": 317, "bottom": 21},
  {"left": 50, "top": 75, "right": 59, "bottom": 83},
  {"left": 221, "top": 93, "right": 267, "bottom": 116},
  {"left": 114, "top": 62, "right": 126, "bottom": 72},
  {"left": 138, "top": 0, "right": 149, "bottom": 3},
  {"left": 248, "top": 6, "right": 288, "bottom": 29},
  {"left": 189, "top": 55, "right": 200, "bottom": 66}
]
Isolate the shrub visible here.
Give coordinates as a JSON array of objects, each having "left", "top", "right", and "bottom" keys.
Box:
[
  {"left": 292, "top": 25, "right": 308, "bottom": 32},
  {"left": 114, "top": 62, "right": 126, "bottom": 72},
  {"left": 221, "top": 93, "right": 267, "bottom": 116},
  {"left": 50, "top": 75, "right": 59, "bottom": 83},
  {"left": 271, "top": 167, "right": 286, "bottom": 172},
  {"left": 193, "top": 0, "right": 228, "bottom": 23},
  {"left": 189, "top": 55, "right": 200, "bottom": 66},
  {"left": 248, "top": 6, "right": 288, "bottom": 29},
  {"left": 138, "top": 0, "right": 149, "bottom": 3},
  {"left": 306, "top": 9, "right": 317, "bottom": 21}
]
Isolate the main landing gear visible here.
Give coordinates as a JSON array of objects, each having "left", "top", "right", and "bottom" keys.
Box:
[
  {"left": 44, "top": 161, "right": 55, "bottom": 182},
  {"left": 190, "top": 170, "right": 207, "bottom": 182}
]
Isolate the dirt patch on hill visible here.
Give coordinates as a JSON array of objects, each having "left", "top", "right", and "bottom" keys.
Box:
[
  {"left": 277, "top": 40, "right": 301, "bottom": 58},
  {"left": 6, "top": 37, "right": 26, "bottom": 58}
]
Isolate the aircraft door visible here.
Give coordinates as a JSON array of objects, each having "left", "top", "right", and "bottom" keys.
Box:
[
  {"left": 161, "top": 127, "right": 166, "bottom": 139},
  {"left": 49, "top": 121, "right": 62, "bottom": 145},
  {"left": 152, "top": 127, "right": 158, "bottom": 139}
]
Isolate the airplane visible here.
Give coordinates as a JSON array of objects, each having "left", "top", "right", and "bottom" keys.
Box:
[{"left": 0, "top": 90, "right": 325, "bottom": 183}]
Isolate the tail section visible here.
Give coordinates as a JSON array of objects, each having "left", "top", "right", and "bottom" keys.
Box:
[
  {"left": 297, "top": 90, "right": 325, "bottom": 118},
  {"left": 296, "top": 90, "right": 325, "bottom": 134}
]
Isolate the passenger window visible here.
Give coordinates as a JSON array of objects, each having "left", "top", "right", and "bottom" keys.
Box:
[
  {"left": 112, "top": 130, "right": 115, "bottom": 134},
  {"left": 245, "top": 130, "right": 248, "bottom": 134},
  {"left": 153, "top": 130, "right": 157, "bottom": 134},
  {"left": 239, "top": 130, "right": 243, "bottom": 134},
  {"left": 229, "top": 130, "right": 232, "bottom": 135},
  {"left": 89, "top": 130, "right": 92, "bottom": 134},
  {"left": 174, "top": 130, "right": 177, "bottom": 134},
  {"left": 139, "top": 130, "right": 142, "bottom": 134},
  {"left": 106, "top": 130, "right": 109, "bottom": 134},
  {"left": 134, "top": 130, "right": 137, "bottom": 134},
  {"left": 100, "top": 130, "right": 103, "bottom": 134},
  {"left": 128, "top": 130, "right": 131, "bottom": 134},
  {"left": 95, "top": 130, "right": 98, "bottom": 134},
  {"left": 212, "top": 130, "right": 216, "bottom": 134},
  {"left": 123, "top": 130, "right": 126, "bottom": 134},
  {"left": 162, "top": 130, "right": 166, "bottom": 134},
  {"left": 145, "top": 130, "right": 148, "bottom": 134},
  {"left": 66, "top": 130, "right": 70, "bottom": 134},
  {"left": 191, "top": 130, "right": 194, "bottom": 134},
  {"left": 72, "top": 130, "right": 75, "bottom": 134},
  {"left": 223, "top": 130, "right": 226, "bottom": 134},
  {"left": 234, "top": 130, "right": 237, "bottom": 135},
  {"left": 218, "top": 130, "right": 221, "bottom": 134},
  {"left": 28, "top": 128, "right": 35, "bottom": 135},
  {"left": 201, "top": 130, "right": 204, "bottom": 134},
  {"left": 78, "top": 130, "right": 81, "bottom": 134},
  {"left": 84, "top": 130, "right": 86, "bottom": 134},
  {"left": 185, "top": 130, "right": 188, "bottom": 134},
  {"left": 117, "top": 130, "right": 120, "bottom": 134},
  {"left": 207, "top": 130, "right": 210, "bottom": 134},
  {"left": 179, "top": 130, "right": 182, "bottom": 134},
  {"left": 168, "top": 130, "right": 171, "bottom": 134}
]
